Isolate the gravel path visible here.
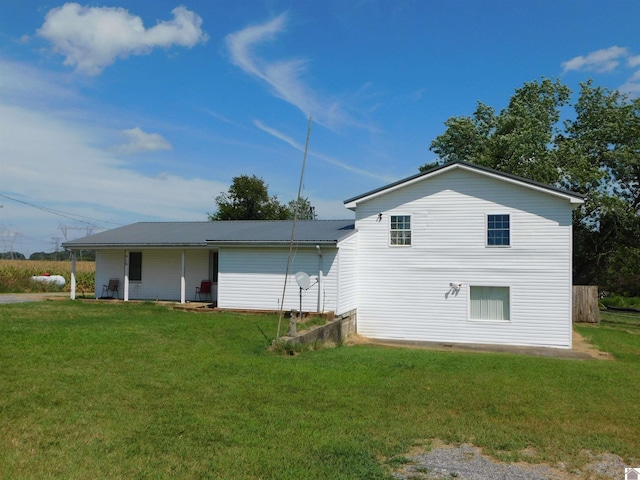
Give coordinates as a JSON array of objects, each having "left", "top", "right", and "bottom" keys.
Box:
[
  {"left": 0, "top": 293, "right": 67, "bottom": 304},
  {"left": 389, "top": 443, "right": 628, "bottom": 480}
]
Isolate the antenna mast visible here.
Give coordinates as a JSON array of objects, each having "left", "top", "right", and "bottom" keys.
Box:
[{"left": 277, "top": 116, "right": 312, "bottom": 339}]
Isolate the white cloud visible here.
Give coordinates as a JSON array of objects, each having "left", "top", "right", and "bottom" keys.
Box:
[
  {"left": 620, "top": 70, "right": 640, "bottom": 96},
  {"left": 37, "top": 3, "right": 208, "bottom": 75},
  {"left": 225, "top": 14, "right": 350, "bottom": 130},
  {"left": 628, "top": 55, "right": 640, "bottom": 68},
  {"left": 0, "top": 60, "right": 228, "bottom": 254},
  {"left": 562, "top": 46, "right": 629, "bottom": 73},
  {"left": 114, "top": 127, "right": 172, "bottom": 154}
]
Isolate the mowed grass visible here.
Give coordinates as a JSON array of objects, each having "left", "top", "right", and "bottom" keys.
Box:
[{"left": 1, "top": 302, "right": 639, "bottom": 479}]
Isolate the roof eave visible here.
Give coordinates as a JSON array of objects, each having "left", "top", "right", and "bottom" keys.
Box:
[
  {"left": 204, "top": 240, "right": 340, "bottom": 247},
  {"left": 63, "top": 243, "right": 207, "bottom": 250}
]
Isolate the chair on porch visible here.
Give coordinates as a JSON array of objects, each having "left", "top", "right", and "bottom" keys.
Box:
[
  {"left": 101, "top": 278, "right": 119, "bottom": 299},
  {"left": 195, "top": 280, "right": 212, "bottom": 302}
]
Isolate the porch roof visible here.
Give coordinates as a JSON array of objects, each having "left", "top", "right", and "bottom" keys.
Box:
[{"left": 62, "top": 220, "right": 356, "bottom": 249}]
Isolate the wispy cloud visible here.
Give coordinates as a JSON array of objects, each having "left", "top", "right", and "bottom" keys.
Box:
[
  {"left": 225, "top": 14, "right": 351, "bottom": 130},
  {"left": 562, "top": 46, "right": 629, "bottom": 73},
  {"left": 113, "top": 127, "right": 172, "bottom": 155},
  {"left": 628, "top": 55, "right": 640, "bottom": 68},
  {"left": 562, "top": 46, "right": 640, "bottom": 97},
  {"left": 620, "top": 70, "right": 640, "bottom": 96},
  {"left": 253, "top": 120, "right": 395, "bottom": 182},
  {"left": 37, "top": 3, "right": 208, "bottom": 75}
]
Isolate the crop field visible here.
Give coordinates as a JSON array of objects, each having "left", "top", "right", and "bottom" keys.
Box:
[{"left": 0, "top": 259, "right": 95, "bottom": 294}]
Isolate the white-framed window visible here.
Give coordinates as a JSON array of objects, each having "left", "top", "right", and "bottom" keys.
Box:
[
  {"left": 390, "top": 215, "right": 411, "bottom": 246},
  {"left": 487, "top": 214, "right": 510, "bottom": 247},
  {"left": 469, "top": 286, "right": 510, "bottom": 321}
]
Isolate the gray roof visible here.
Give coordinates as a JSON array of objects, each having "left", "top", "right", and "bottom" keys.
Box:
[{"left": 62, "top": 220, "right": 356, "bottom": 249}]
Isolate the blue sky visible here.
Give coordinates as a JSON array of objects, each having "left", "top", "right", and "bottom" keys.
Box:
[{"left": 1, "top": 0, "right": 639, "bottom": 255}]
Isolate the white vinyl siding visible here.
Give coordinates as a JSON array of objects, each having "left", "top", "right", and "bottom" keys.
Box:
[
  {"left": 217, "top": 246, "right": 339, "bottom": 313},
  {"left": 336, "top": 233, "right": 358, "bottom": 315},
  {"left": 354, "top": 167, "right": 574, "bottom": 349},
  {"left": 470, "top": 286, "right": 510, "bottom": 321}
]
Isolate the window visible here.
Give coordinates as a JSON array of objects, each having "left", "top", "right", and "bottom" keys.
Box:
[
  {"left": 390, "top": 215, "right": 411, "bottom": 246},
  {"left": 487, "top": 214, "right": 510, "bottom": 246},
  {"left": 209, "top": 251, "right": 218, "bottom": 283},
  {"left": 129, "top": 252, "right": 142, "bottom": 281},
  {"left": 470, "top": 286, "right": 510, "bottom": 321}
]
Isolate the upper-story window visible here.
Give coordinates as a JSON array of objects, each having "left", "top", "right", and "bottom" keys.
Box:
[
  {"left": 390, "top": 215, "right": 411, "bottom": 246},
  {"left": 487, "top": 214, "right": 510, "bottom": 247}
]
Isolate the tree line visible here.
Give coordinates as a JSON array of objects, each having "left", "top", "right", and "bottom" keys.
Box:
[{"left": 0, "top": 251, "right": 96, "bottom": 261}]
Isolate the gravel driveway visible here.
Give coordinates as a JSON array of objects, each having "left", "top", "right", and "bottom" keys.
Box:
[
  {"left": 0, "top": 293, "right": 67, "bottom": 304},
  {"left": 389, "top": 443, "right": 628, "bottom": 480}
]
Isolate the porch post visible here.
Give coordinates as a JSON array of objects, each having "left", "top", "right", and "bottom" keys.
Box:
[
  {"left": 317, "top": 269, "right": 323, "bottom": 313},
  {"left": 70, "top": 250, "right": 77, "bottom": 300},
  {"left": 124, "top": 250, "right": 130, "bottom": 302},
  {"left": 180, "top": 250, "right": 186, "bottom": 304}
]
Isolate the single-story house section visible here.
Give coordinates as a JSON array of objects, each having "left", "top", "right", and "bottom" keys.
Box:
[
  {"left": 63, "top": 161, "right": 585, "bottom": 349},
  {"left": 63, "top": 220, "right": 357, "bottom": 315}
]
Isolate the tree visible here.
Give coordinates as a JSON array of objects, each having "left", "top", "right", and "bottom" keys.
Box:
[
  {"left": 428, "top": 78, "right": 571, "bottom": 184},
  {"left": 209, "top": 175, "right": 316, "bottom": 221},
  {"left": 424, "top": 78, "right": 640, "bottom": 293},
  {"left": 287, "top": 197, "right": 316, "bottom": 220}
]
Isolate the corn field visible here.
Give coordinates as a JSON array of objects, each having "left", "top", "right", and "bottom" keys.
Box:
[{"left": 0, "top": 260, "right": 95, "bottom": 294}]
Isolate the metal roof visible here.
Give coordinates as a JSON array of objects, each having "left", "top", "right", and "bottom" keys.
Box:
[
  {"left": 344, "top": 160, "right": 586, "bottom": 208},
  {"left": 62, "top": 220, "right": 356, "bottom": 249}
]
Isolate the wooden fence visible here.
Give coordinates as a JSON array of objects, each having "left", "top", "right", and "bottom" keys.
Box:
[{"left": 573, "top": 285, "right": 600, "bottom": 323}]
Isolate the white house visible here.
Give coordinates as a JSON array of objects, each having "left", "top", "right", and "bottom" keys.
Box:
[
  {"left": 63, "top": 161, "right": 584, "bottom": 349},
  {"left": 63, "top": 220, "right": 358, "bottom": 316}
]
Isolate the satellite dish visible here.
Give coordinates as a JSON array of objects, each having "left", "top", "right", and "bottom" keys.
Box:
[{"left": 295, "top": 271, "right": 311, "bottom": 290}]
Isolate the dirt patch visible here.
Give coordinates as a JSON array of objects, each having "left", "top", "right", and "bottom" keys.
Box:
[
  {"left": 387, "top": 441, "right": 630, "bottom": 479},
  {"left": 571, "top": 330, "right": 613, "bottom": 360}
]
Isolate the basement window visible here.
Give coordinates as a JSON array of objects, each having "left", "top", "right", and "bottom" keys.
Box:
[{"left": 470, "top": 286, "right": 510, "bottom": 321}]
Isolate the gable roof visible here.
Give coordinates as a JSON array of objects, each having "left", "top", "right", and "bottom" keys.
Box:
[
  {"left": 62, "top": 220, "right": 356, "bottom": 249},
  {"left": 343, "top": 161, "right": 585, "bottom": 209}
]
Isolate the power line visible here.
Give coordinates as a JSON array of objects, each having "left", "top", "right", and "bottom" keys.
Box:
[{"left": 0, "top": 193, "right": 123, "bottom": 228}]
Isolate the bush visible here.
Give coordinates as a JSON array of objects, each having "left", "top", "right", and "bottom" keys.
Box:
[{"left": 599, "top": 295, "right": 640, "bottom": 310}]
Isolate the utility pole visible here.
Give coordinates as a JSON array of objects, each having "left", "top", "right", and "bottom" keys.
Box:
[{"left": 59, "top": 225, "right": 95, "bottom": 260}]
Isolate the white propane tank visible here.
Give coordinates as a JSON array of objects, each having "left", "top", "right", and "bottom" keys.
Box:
[{"left": 31, "top": 274, "right": 66, "bottom": 286}]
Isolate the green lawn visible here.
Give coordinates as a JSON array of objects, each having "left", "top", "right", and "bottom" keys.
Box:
[{"left": 1, "top": 301, "right": 639, "bottom": 479}]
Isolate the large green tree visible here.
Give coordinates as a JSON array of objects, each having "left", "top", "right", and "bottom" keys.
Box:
[
  {"left": 424, "top": 78, "right": 640, "bottom": 294},
  {"left": 209, "top": 175, "right": 315, "bottom": 221}
]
